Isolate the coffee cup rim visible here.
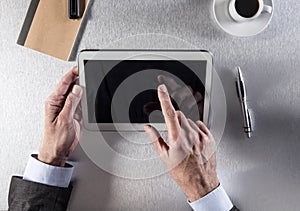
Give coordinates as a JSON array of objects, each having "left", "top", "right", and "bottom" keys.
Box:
[{"left": 229, "top": 0, "right": 264, "bottom": 22}]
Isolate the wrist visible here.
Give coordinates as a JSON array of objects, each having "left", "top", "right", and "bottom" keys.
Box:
[
  {"left": 38, "top": 151, "right": 67, "bottom": 167},
  {"left": 185, "top": 178, "right": 220, "bottom": 202}
]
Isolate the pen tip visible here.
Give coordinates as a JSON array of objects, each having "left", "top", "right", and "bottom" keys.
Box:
[
  {"left": 237, "top": 66, "right": 241, "bottom": 75},
  {"left": 236, "top": 67, "right": 241, "bottom": 79}
]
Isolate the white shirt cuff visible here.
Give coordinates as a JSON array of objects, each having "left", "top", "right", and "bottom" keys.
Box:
[
  {"left": 188, "top": 184, "right": 234, "bottom": 211},
  {"left": 23, "top": 154, "right": 74, "bottom": 188}
]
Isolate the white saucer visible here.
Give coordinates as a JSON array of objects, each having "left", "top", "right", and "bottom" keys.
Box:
[{"left": 212, "top": 0, "right": 274, "bottom": 37}]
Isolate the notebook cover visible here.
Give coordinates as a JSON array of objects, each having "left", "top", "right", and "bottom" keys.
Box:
[{"left": 19, "top": 0, "right": 89, "bottom": 61}]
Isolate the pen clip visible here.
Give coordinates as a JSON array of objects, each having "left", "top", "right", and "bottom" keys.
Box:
[
  {"left": 235, "top": 81, "right": 241, "bottom": 99},
  {"left": 247, "top": 109, "right": 253, "bottom": 132}
]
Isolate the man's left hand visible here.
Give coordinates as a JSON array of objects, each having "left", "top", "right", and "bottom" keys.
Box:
[{"left": 38, "top": 67, "right": 82, "bottom": 167}]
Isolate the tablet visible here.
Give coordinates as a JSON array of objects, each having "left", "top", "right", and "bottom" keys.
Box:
[{"left": 78, "top": 50, "right": 213, "bottom": 131}]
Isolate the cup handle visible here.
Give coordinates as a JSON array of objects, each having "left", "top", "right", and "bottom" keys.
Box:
[{"left": 263, "top": 5, "right": 273, "bottom": 13}]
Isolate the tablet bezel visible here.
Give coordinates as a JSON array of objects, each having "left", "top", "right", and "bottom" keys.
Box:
[{"left": 78, "top": 49, "right": 213, "bottom": 131}]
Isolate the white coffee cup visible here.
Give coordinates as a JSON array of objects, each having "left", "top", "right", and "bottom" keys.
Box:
[{"left": 229, "top": 0, "right": 273, "bottom": 22}]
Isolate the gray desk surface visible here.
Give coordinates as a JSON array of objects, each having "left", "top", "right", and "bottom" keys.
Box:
[{"left": 1, "top": 0, "right": 299, "bottom": 210}]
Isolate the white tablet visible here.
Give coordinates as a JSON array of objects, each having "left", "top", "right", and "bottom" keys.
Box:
[{"left": 78, "top": 50, "right": 213, "bottom": 131}]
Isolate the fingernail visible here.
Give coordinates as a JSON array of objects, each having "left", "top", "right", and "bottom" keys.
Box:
[
  {"left": 72, "top": 85, "right": 82, "bottom": 96},
  {"left": 158, "top": 84, "right": 168, "bottom": 93},
  {"left": 72, "top": 66, "right": 79, "bottom": 74}
]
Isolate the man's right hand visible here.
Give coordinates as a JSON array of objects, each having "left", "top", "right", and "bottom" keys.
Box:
[{"left": 144, "top": 84, "right": 219, "bottom": 202}]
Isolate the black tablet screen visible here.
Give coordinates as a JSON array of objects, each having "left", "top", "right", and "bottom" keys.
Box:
[{"left": 84, "top": 60, "right": 207, "bottom": 123}]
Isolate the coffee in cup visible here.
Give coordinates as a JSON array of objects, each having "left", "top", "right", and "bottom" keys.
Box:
[{"left": 229, "top": 0, "right": 273, "bottom": 22}]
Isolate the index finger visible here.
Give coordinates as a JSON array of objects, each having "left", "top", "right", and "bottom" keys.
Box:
[
  {"left": 157, "top": 84, "right": 180, "bottom": 140},
  {"left": 53, "top": 67, "right": 79, "bottom": 97}
]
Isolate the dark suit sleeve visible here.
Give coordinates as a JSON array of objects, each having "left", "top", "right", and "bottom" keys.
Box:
[{"left": 8, "top": 176, "right": 72, "bottom": 211}]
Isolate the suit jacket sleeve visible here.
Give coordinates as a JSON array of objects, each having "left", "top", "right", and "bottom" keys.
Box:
[{"left": 8, "top": 176, "right": 72, "bottom": 211}]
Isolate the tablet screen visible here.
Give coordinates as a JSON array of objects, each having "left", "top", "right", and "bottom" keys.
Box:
[{"left": 84, "top": 60, "right": 207, "bottom": 124}]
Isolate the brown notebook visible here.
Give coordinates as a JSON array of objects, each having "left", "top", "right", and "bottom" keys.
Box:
[{"left": 18, "top": 0, "right": 90, "bottom": 61}]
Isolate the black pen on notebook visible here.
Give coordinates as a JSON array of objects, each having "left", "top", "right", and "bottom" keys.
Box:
[
  {"left": 68, "top": 0, "right": 81, "bottom": 19},
  {"left": 236, "top": 67, "right": 253, "bottom": 138}
]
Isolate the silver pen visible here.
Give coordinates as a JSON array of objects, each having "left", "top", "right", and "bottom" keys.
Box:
[{"left": 236, "top": 67, "right": 252, "bottom": 138}]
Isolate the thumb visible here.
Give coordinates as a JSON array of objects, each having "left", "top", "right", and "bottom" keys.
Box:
[
  {"left": 60, "top": 85, "right": 83, "bottom": 122},
  {"left": 73, "top": 118, "right": 81, "bottom": 142},
  {"left": 144, "top": 125, "right": 169, "bottom": 155}
]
